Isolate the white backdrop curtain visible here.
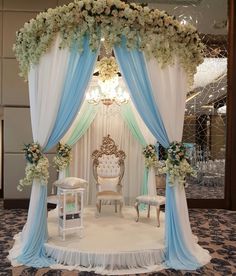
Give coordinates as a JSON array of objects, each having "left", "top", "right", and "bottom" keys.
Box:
[
  {"left": 69, "top": 104, "right": 144, "bottom": 206},
  {"left": 129, "top": 102, "right": 157, "bottom": 196}
]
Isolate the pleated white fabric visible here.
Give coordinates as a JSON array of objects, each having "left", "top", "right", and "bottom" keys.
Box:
[
  {"left": 146, "top": 58, "right": 211, "bottom": 266},
  {"left": 22, "top": 35, "right": 70, "bottom": 241},
  {"left": 146, "top": 59, "right": 187, "bottom": 142}
]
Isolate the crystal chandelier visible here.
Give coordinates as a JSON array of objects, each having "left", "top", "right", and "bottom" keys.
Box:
[{"left": 86, "top": 76, "right": 130, "bottom": 106}]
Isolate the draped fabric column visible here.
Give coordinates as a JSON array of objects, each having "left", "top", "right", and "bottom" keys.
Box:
[
  {"left": 114, "top": 42, "right": 211, "bottom": 269},
  {"left": 15, "top": 35, "right": 71, "bottom": 267},
  {"left": 146, "top": 58, "right": 211, "bottom": 268},
  {"left": 10, "top": 36, "right": 99, "bottom": 268}
]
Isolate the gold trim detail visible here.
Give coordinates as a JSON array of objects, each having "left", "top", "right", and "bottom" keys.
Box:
[{"left": 92, "top": 135, "right": 126, "bottom": 161}]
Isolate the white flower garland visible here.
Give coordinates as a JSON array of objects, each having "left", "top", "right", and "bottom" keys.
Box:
[
  {"left": 142, "top": 144, "right": 158, "bottom": 168},
  {"left": 18, "top": 156, "right": 49, "bottom": 191},
  {"left": 160, "top": 158, "right": 196, "bottom": 186},
  {"left": 53, "top": 143, "right": 72, "bottom": 172},
  {"left": 158, "top": 141, "right": 196, "bottom": 186},
  {"left": 18, "top": 142, "right": 49, "bottom": 191},
  {"left": 96, "top": 56, "right": 119, "bottom": 81},
  {"left": 14, "top": 0, "right": 204, "bottom": 85}
]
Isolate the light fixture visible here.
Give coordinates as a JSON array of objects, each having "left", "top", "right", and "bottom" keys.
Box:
[
  {"left": 86, "top": 76, "right": 130, "bottom": 106},
  {"left": 180, "top": 19, "right": 187, "bottom": 25},
  {"left": 217, "top": 105, "right": 226, "bottom": 114},
  {"left": 201, "top": 105, "right": 214, "bottom": 109},
  {"left": 186, "top": 91, "right": 201, "bottom": 102}
]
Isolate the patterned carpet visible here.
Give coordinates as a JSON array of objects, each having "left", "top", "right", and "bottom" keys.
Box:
[
  {"left": 1, "top": 200, "right": 236, "bottom": 276},
  {"left": 185, "top": 183, "right": 225, "bottom": 199}
]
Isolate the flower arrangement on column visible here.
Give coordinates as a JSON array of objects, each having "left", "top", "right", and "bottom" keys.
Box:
[
  {"left": 53, "top": 143, "right": 72, "bottom": 172},
  {"left": 159, "top": 141, "right": 196, "bottom": 186},
  {"left": 142, "top": 144, "right": 158, "bottom": 168},
  {"left": 17, "top": 143, "right": 49, "bottom": 191}
]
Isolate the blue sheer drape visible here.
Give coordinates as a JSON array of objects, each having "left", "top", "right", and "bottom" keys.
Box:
[
  {"left": 17, "top": 185, "right": 53, "bottom": 267},
  {"left": 67, "top": 102, "right": 98, "bottom": 146},
  {"left": 114, "top": 39, "right": 169, "bottom": 148},
  {"left": 17, "top": 36, "right": 99, "bottom": 267},
  {"left": 45, "top": 36, "right": 99, "bottom": 151},
  {"left": 114, "top": 42, "right": 202, "bottom": 270}
]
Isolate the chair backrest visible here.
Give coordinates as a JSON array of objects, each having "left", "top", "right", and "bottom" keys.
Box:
[
  {"left": 92, "top": 135, "right": 126, "bottom": 192},
  {"left": 155, "top": 174, "right": 166, "bottom": 196}
]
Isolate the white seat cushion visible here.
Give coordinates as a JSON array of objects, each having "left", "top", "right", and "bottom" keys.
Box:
[
  {"left": 47, "top": 195, "right": 58, "bottom": 205},
  {"left": 54, "top": 177, "right": 88, "bottom": 189},
  {"left": 136, "top": 195, "right": 165, "bottom": 206},
  {"left": 97, "top": 176, "right": 120, "bottom": 191},
  {"left": 97, "top": 191, "right": 123, "bottom": 201}
]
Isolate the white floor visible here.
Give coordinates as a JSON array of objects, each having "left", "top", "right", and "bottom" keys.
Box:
[
  {"left": 47, "top": 205, "right": 165, "bottom": 251},
  {"left": 46, "top": 206, "right": 166, "bottom": 274}
]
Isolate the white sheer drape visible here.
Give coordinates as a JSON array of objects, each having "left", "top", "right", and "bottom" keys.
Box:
[
  {"left": 23, "top": 36, "right": 70, "bottom": 240},
  {"left": 146, "top": 58, "right": 211, "bottom": 266},
  {"left": 9, "top": 36, "right": 70, "bottom": 265},
  {"left": 69, "top": 104, "right": 144, "bottom": 205},
  {"left": 146, "top": 59, "right": 187, "bottom": 142}
]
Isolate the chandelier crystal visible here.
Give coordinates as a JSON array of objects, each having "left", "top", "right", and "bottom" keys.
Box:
[{"left": 86, "top": 76, "right": 130, "bottom": 106}]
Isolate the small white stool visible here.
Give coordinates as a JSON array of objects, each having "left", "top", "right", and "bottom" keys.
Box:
[
  {"left": 135, "top": 195, "right": 165, "bottom": 227},
  {"left": 57, "top": 187, "right": 85, "bottom": 240}
]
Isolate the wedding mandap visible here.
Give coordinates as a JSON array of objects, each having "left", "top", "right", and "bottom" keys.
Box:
[{"left": 8, "top": 0, "right": 212, "bottom": 274}]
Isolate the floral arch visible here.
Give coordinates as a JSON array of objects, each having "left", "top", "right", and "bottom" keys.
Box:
[
  {"left": 15, "top": 0, "right": 203, "bottom": 82},
  {"left": 9, "top": 0, "right": 211, "bottom": 273}
]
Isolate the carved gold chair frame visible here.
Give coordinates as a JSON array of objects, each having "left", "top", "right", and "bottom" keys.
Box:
[{"left": 92, "top": 135, "right": 126, "bottom": 214}]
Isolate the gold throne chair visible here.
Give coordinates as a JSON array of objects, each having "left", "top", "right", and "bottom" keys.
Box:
[{"left": 92, "top": 135, "right": 126, "bottom": 215}]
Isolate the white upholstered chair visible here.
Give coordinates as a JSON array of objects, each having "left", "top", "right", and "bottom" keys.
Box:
[{"left": 92, "top": 135, "right": 126, "bottom": 215}]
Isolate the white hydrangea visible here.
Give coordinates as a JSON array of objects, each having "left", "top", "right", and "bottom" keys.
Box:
[{"left": 14, "top": 0, "right": 204, "bottom": 85}]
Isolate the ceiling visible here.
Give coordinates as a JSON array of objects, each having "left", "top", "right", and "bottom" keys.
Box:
[
  {"left": 148, "top": 0, "right": 228, "bottom": 35},
  {"left": 128, "top": 0, "right": 202, "bottom": 4}
]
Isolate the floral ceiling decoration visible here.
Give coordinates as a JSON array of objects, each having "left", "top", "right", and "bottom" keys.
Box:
[
  {"left": 86, "top": 56, "right": 129, "bottom": 105},
  {"left": 96, "top": 56, "right": 118, "bottom": 82},
  {"left": 14, "top": 0, "right": 204, "bottom": 84}
]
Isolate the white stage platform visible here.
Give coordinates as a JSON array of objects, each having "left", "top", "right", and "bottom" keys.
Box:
[{"left": 46, "top": 206, "right": 166, "bottom": 275}]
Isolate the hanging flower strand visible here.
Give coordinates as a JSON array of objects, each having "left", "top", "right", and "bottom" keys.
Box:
[
  {"left": 159, "top": 141, "right": 196, "bottom": 186},
  {"left": 53, "top": 143, "right": 72, "bottom": 172},
  {"left": 96, "top": 56, "right": 119, "bottom": 82},
  {"left": 142, "top": 144, "right": 158, "bottom": 168},
  {"left": 18, "top": 142, "right": 49, "bottom": 191}
]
